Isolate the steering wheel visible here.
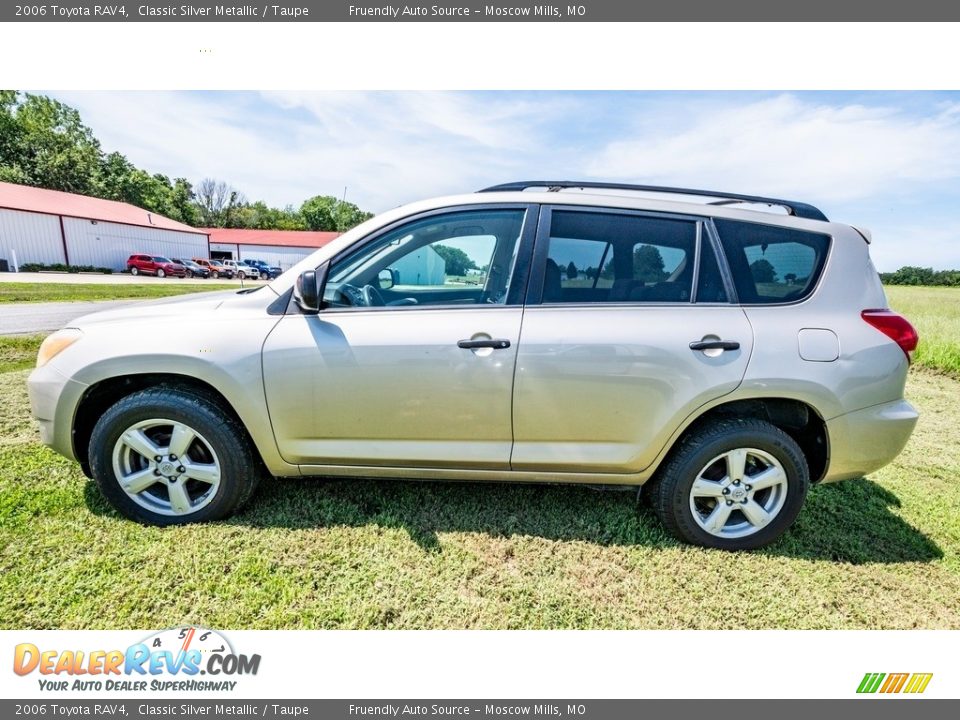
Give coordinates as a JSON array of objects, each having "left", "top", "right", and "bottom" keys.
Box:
[
  {"left": 337, "top": 283, "right": 365, "bottom": 306},
  {"left": 361, "top": 284, "right": 386, "bottom": 307}
]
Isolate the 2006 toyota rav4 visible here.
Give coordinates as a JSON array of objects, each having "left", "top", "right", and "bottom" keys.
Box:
[{"left": 28, "top": 182, "right": 920, "bottom": 550}]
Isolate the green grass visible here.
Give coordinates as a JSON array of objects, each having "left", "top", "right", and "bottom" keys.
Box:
[
  {"left": 1, "top": 368, "right": 959, "bottom": 629},
  {"left": 0, "top": 282, "right": 246, "bottom": 304},
  {"left": 0, "top": 335, "right": 44, "bottom": 373},
  {"left": 1, "top": 285, "right": 958, "bottom": 629},
  {"left": 886, "top": 285, "right": 960, "bottom": 376}
]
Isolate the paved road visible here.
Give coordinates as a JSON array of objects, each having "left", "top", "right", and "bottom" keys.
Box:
[{"left": 0, "top": 300, "right": 142, "bottom": 335}]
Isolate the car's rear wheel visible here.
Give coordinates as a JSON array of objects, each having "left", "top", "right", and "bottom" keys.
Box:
[
  {"left": 646, "top": 418, "right": 809, "bottom": 550},
  {"left": 157, "top": 268, "right": 166, "bottom": 278},
  {"left": 89, "top": 387, "right": 261, "bottom": 525},
  {"left": 212, "top": 271, "right": 219, "bottom": 279},
  {"left": 130, "top": 267, "right": 139, "bottom": 276}
]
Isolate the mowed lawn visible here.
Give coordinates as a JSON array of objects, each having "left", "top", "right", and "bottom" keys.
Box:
[
  {"left": 0, "top": 286, "right": 958, "bottom": 629},
  {"left": 0, "top": 281, "right": 247, "bottom": 304}
]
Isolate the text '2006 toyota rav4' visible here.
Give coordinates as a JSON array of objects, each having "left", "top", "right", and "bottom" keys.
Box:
[{"left": 28, "top": 182, "right": 920, "bottom": 550}]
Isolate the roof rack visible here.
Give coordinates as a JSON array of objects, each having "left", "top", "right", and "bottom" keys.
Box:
[{"left": 477, "top": 181, "right": 828, "bottom": 222}]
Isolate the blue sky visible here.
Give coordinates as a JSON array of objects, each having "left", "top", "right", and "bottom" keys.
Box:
[{"left": 48, "top": 90, "right": 960, "bottom": 271}]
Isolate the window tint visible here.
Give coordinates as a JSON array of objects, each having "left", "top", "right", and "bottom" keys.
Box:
[
  {"left": 540, "top": 211, "right": 698, "bottom": 304},
  {"left": 713, "top": 219, "right": 830, "bottom": 304},
  {"left": 324, "top": 209, "right": 526, "bottom": 308}
]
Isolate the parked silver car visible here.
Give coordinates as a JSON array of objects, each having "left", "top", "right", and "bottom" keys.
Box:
[{"left": 28, "top": 182, "right": 919, "bottom": 549}]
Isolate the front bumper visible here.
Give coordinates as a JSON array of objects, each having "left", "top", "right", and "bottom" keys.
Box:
[
  {"left": 27, "top": 362, "right": 89, "bottom": 461},
  {"left": 822, "top": 399, "right": 919, "bottom": 482}
]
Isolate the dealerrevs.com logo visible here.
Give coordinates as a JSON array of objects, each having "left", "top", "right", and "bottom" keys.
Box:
[
  {"left": 13, "top": 627, "right": 261, "bottom": 692},
  {"left": 857, "top": 673, "right": 933, "bottom": 694}
]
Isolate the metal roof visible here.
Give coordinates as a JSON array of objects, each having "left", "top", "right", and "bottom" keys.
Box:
[
  {"left": 203, "top": 228, "right": 340, "bottom": 248},
  {"left": 0, "top": 181, "right": 207, "bottom": 234}
]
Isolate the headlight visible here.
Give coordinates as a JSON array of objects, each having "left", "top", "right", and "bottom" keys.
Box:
[{"left": 36, "top": 329, "right": 83, "bottom": 368}]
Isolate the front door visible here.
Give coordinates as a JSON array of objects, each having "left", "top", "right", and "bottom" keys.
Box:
[{"left": 262, "top": 206, "right": 534, "bottom": 469}]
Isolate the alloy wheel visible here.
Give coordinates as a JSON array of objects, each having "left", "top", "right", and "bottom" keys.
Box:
[
  {"left": 688, "top": 447, "right": 789, "bottom": 539},
  {"left": 111, "top": 418, "right": 222, "bottom": 517}
]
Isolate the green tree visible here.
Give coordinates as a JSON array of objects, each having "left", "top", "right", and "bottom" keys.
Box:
[
  {"left": 0, "top": 91, "right": 102, "bottom": 194},
  {"left": 750, "top": 258, "right": 778, "bottom": 284},
  {"left": 300, "top": 195, "right": 373, "bottom": 232},
  {"left": 432, "top": 244, "right": 477, "bottom": 277},
  {"left": 633, "top": 244, "right": 667, "bottom": 283},
  {"left": 567, "top": 261, "right": 578, "bottom": 280}
]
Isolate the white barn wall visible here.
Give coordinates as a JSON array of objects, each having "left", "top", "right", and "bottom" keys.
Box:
[
  {"left": 0, "top": 208, "right": 65, "bottom": 267},
  {"left": 237, "top": 245, "right": 314, "bottom": 271},
  {"left": 62, "top": 217, "right": 208, "bottom": 270}
]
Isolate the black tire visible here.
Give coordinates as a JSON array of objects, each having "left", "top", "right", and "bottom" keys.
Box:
[
  {"left": 238, "top": 271, "right": 246, "bottom": 280},
  {"left": 88, "top": 387, "right": 262, "bottom": 526},
  {"left": 130, "top": 267, "right": 139, "bottom": 276},
  {"left": 646, "top": 418, "right": 809, "bottom": 550},
  {"left": 212, "top": 271, "right": 219, "bottom": 279},
  {"left": 157, "top": 268, "right": 166, "bottom": 278}
]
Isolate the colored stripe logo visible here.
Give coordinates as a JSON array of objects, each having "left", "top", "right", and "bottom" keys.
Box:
[{"left": 857, "top": 672, "right": 933, "bottom": 694}]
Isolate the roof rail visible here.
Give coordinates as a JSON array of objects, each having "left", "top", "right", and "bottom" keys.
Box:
[{"left": 477, "top": 181, "right": 828, "bottom": 222}]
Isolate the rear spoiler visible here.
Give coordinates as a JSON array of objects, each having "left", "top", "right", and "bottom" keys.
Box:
[{"left": 852, "top": 226, "right": 872, "bottom": 244}]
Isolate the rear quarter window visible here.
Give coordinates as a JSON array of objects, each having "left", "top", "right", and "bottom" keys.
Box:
[{"left": 713, "top": 218, "right": 831, "bottom": 304}]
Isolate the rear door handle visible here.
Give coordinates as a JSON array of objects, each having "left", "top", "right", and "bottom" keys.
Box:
[
  {"left": 689, "top": 340, "right": 740, "bottom": 351},
  {"left": 457, "top": 339, "right": 511, "bottom": 350}
]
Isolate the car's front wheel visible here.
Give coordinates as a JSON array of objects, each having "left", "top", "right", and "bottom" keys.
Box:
[
  {"left": 647, "top": 418, "right": 809, "bottom": 550},
  {"left": 89, "top": 387, "right": 261, "bottom": 525},
  {"left": 157, "top": 268, "right": 166, "bottom": 278},
  {"left": 238, "top": 271, "right": 246, "bottom": 279}
]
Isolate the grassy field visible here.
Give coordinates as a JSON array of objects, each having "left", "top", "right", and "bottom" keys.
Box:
[
  {"left": 0, "top": 286, "right": 958, "bottom": 629},
  {"left": 0, "top": 282, "right": 247, "bottom": 304},
  {"left": 886, "top": 285, "right": 960, "bottom": 375}
]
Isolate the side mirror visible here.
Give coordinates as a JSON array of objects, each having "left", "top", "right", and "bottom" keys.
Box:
[
  {"left": 294, "top": 270, "right": 320, "bottom": 314},
  {"left": 378, "top": 268, "right": 396, "bottom": 290}
]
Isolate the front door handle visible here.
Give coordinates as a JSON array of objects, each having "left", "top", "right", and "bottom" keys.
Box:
[
  {"left": 457, "top": 339, "right": 511, "bottom": 350},
  {"left": 689, "top": 340, "right": 740, "bottom": 351}
]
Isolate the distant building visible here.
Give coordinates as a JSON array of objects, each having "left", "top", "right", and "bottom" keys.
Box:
[
  {"left": 203, "top": 228, "right": 339, "bottom": 271},
  {"left": 0, "top": 181, "right": 343, "bottom": 273},
  {"left": 0, "top": 181, "right": 207, "bottom": 271}
]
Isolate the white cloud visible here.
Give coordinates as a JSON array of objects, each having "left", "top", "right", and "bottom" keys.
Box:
[
  {"left": 44, "top": 91, "right": 960, "bottom": 269},
  {"left": 51, "top": 90, "right": 570, "bottom": 212},
  {"left": 587, "top": 94, "right": 960, "bottom": 205}
]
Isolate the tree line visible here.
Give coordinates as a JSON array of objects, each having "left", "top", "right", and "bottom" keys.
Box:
[
  {"left": 879, "top": 266, "right": 960, "bottom": 287},
  {"left": 0, "top": 91, "right": 373, "bottom": 232}
]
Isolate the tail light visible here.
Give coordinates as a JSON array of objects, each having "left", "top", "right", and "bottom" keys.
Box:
[{"left": 861, "top": 309, "right": 919, "bottom": 359}]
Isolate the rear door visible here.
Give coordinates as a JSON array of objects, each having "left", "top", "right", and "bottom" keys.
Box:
[{"left": 511, "top": 206, "right": 754, "bottom": 474}]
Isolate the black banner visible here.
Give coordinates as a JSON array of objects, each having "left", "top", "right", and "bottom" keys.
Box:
[
  {"left": 2, "top": 700, "right": 959, "bottom": 719},
  {"left": 2, "top": 0, "right": 958, "bottom": 22}
]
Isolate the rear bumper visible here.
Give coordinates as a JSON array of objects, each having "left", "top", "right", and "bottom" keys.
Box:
[{"left": 822, "top": 399, "right": 918, "bottom": 482}]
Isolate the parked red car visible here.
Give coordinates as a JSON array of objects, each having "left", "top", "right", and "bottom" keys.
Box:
[{"left": 126, "top": 254, "right": 187, "bottom": 278}]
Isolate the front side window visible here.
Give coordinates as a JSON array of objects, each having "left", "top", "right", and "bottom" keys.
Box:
[
  {"left": 323, "top": 209, "right": 526, "bottom": 308},
  {"left": 539, "top": 211, "right": 698, "bottom": 304},
  {"left": 713, "top": 218, "right": 830, "bottom": 303}
]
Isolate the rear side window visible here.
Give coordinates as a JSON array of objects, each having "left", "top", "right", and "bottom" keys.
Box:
[
  {"left": 713, "top": 219, "right": 830, "bottom": 304},
  {"left": 541, "top": 211, "right": 698, "bottom": 304}
]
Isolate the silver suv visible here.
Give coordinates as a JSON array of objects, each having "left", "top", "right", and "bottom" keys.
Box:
[{"left": 28, "top": 182, "right": 919, "bottom": 550}]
